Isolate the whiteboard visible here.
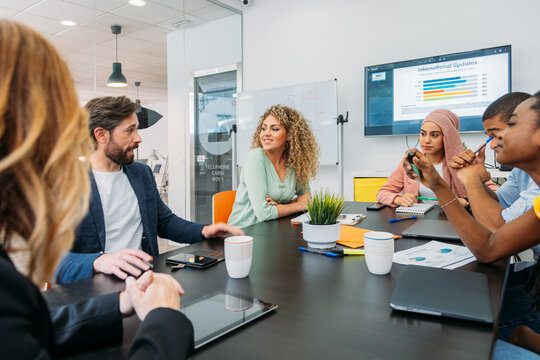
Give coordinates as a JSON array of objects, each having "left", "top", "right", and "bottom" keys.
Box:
[{"left": 236, "top": 80, "right": 338, "bottom": 166}]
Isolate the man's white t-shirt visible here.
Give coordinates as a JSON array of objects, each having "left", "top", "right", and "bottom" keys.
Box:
[{"left": 92, "top": 169, "right": 143, "bottom": 253}]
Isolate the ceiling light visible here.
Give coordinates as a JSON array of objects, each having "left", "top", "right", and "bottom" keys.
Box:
[
  {"left": 128, "top": 0, "right": 146, "bottom": 6},
  {"left": 60, "top": 20, "right": 77, "bottom": 26},
  {"left": 107, "top": 25, "right": 127, "bottom": 87},
  {"left": 172, "top": 19, "right": 192, "bottom": 28}
]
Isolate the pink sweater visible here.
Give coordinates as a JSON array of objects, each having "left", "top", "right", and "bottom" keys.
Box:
[
  {"left": 376, "top": 158, "right": 499, "bottom": 207},
  {"left": 377, "top": 109, "right": 498, "bottom": 207}
]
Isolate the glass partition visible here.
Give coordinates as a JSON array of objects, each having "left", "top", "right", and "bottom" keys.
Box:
[{"left": 191, "top": 66, "right": 240, "bottom": 223}]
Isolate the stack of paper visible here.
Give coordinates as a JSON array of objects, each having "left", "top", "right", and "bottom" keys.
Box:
[
  {"left": 393, "top": 241, "right": 476, "bottom": 269},
  {"left": 291, "top": 213, "right": 365, "bottom": 226},
  {"left": 337, "top": 227, "right": 400, "bottom": 249}
]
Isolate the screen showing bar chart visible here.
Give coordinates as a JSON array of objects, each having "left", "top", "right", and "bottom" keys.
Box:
[
  {"left": 364, "top": 45, "right": 511, "bottom": 136},
  {"left": 393, "top": 52, "right": 509, "bottom": 122},
  {"left": 422, "top": 75, "right": 478, "bottom": 101}
]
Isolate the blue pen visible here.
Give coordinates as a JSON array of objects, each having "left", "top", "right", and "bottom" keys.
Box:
[
  {"left": 299, "top": 247, "right": 343, "bottom": 257},
  {"left": 388, "top": 216, "right": 418, "bottom": 223},
  {"left": 474, "top": 136, "right": 494, "bottom": 154}
]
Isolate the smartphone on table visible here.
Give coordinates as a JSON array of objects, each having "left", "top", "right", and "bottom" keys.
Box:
[
  {"left": 166, "top": 253, "right": 219, "bottom": 268},
  {"left": 367, "top": 203, "right": 386, "bottom": 211}
]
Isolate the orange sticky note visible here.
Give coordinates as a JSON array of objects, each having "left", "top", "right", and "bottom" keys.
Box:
[{"left": 337, "top": 226, "right": 400, "bottom": 249}]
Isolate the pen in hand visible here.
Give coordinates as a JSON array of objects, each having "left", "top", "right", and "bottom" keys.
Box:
[
  {"left": 474, "top": 136, "right": 494, "bottom": 154},
  {"left": 388, "top": 216, "right": 418, "bottom": 223},
  {"left": 417, "top": 196, "right": 437, "bottom": 201}
]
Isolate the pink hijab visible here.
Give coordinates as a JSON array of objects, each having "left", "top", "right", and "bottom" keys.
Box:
[{"left": 421, "top": 109, "right": 467, "bottom": 198}]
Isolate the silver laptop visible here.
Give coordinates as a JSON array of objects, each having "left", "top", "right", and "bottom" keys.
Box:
[
  {"left": 390, "top": 266, "right": 493, "bottom": 323},
  {"left": 401, "top": 219, "right": 461, "bottom": 241},
  {"left": 181, "top": 292, "right": 277, "bottom": 349}
]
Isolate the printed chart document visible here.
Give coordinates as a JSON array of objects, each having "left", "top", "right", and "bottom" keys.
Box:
[
  {"left": 291, "top": 213, "right": 365, "bottom": 225},
  {"left": 393, "top": 241, "right": 476, "bottom": 269}
]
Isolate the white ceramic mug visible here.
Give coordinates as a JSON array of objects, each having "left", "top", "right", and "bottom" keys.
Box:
[
  {"left": 364, "top": 231, "right": 394, "bottom": 275},
  {"left": 224, "top": 236, "right": 253, "bottom": 278}
]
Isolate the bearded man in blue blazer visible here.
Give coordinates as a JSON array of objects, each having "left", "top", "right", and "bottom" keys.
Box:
[{"left": 56, "top": 96, "right": 242, "bottom": 284}]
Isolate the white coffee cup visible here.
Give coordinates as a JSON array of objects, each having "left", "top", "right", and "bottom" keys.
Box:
[
  {"left": 364, "top": 231, "right": 394, "bottom": 275},
  {"left": 224, "top": 236, "right": 253, "bottom": 278}
]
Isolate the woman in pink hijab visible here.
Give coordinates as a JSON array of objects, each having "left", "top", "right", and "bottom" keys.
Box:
[{"left": 377, "top": 109, "right": 498, "bottom": 207}]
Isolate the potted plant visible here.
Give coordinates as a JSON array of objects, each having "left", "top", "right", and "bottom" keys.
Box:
[{"left": 302, "top": 190, "right": 345, "bottom": 249}]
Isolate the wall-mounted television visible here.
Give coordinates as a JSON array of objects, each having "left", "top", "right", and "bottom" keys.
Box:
[{"left": 364, "top": 45, "right": 511, "bottom": 136}]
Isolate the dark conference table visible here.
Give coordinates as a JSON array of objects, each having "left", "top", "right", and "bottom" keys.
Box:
[{"left": 45, "top": 202, "right": 508, "bottom": 360}]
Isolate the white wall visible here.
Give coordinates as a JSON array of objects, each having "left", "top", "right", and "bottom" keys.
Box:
[
  {"left": 167, "top": 14, "right": 242, "bottom": 219},
  {"left": 242, "top": 0, "right": 540, "bottom": 200}
]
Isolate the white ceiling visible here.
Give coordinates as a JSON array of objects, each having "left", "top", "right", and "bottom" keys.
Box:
[{"left": 0, "top": 0, "right": 239, "bottom": 104}]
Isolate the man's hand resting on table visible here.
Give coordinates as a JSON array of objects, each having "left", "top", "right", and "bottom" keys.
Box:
[
  {"left": 93, "top": 248, "right": 153, "bottom": 280},
  {"left": 202, "top": 223, "right": 244, "bottom": 239}
]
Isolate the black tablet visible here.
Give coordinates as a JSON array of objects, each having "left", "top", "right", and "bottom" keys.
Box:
[{"left": 182, "top": 292, "right": 278, "bottom": 349}]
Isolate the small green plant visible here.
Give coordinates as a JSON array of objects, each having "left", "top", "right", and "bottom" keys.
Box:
[{"left": 306, "top": 190, "right": 345, "bottom": 225}]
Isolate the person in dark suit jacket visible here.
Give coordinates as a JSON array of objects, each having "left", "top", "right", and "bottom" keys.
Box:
[
  {"left": 0, "top": 20, "right": 194, "bottom": 359},
  {"left": 0, "top": 246, "right": 194, "bottom": 359},
  {"left": 55, "top": 96, "right": 243, "bottom": 285}
]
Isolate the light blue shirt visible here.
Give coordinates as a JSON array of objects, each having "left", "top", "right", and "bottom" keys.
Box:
[{"left": 496, "top": 168, "right": 540, "bottom": 260}]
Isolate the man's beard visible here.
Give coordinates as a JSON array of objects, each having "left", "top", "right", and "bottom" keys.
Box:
[{"left": 105, "top": 138, "right": 137, "bottom": 166}]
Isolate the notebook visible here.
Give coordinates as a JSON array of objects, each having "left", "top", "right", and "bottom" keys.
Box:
[
  {"left": 390, "top": 265, "right": 493, "bottom": 323},
  {"left": 401, "top": 219, "right": 461, "bottom": 241},
  {"left": 395, "top": 203, "right": 434, "bottom": 214}
]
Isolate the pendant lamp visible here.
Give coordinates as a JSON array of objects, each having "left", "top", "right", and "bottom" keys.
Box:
[{"left": 107, "top": 25, "right": 127, "bottom": 87}]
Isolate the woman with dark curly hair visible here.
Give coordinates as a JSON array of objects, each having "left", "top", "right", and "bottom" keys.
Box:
[{"left": 228, "top": 105, "right": 320, "bottom": 228}]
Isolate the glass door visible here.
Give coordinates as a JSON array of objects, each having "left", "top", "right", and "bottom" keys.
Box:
[{"left": 190, "top": 66, "right": 239, "bottom": 223}]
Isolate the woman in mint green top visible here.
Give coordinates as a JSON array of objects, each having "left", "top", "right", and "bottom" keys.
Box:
[{"left": 228, "top": 105, "right": 320, "bottom": 228}]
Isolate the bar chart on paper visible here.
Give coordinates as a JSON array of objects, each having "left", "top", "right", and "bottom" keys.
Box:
[{"left": 422, "top": 75, "right": 481, "bottom": 101}]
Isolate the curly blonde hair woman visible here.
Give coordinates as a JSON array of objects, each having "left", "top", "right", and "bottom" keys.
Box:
[
  {"left": 228, "top": 105, "right": 320, "bottom": 228},
  {"left": 0, "top": 20, "right": 194, "bottom": 359}
]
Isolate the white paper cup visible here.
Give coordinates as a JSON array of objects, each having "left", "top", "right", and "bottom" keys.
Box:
[
  {"left": 224, "top": 236, "right": 253, "bottom": 278},
  {"left": 364, "top": 231, "right": 394, "bottom": 275}
]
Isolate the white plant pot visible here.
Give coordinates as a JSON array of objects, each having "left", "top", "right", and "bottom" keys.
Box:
[{"left": 302, "top": 221, "right": 341, "bottom": 249}]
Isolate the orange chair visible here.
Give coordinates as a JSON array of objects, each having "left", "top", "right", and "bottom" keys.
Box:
[{"left": 212, "top": 190, "right": 237, "bottom": 224}]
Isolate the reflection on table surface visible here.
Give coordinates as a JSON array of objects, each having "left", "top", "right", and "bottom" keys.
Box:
[{"left": 44, "top": 202, "right": 507, "bottom": 360}]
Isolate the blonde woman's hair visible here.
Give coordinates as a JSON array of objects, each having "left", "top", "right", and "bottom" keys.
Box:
[
  {"left": 251, "top": 105, "right": 319, "bottom": 188},
  {"left": 0, "top": 21, "right": 93, "bottom": 285}
]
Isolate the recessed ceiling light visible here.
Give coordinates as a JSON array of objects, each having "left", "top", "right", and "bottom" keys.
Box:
[
  {"left": 172, "top": 19, "right": 192, "bottom": 28},
  {"left": 60, "top": 20, "right": 77, "bottom": 26},
  {"left": 128, "top": 0, "right": 147, "bottom": 6}
]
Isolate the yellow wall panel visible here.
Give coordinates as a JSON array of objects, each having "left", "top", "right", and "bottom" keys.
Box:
[{"left": 354, "top": 177, "right": 387, "bottom": 202}]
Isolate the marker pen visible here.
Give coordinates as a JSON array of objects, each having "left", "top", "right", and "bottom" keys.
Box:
[{"left": 388, "top": 216, "right": 418, "bottom": 223}]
